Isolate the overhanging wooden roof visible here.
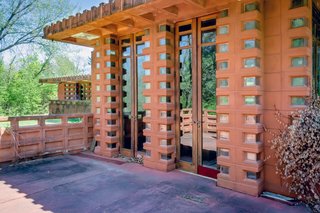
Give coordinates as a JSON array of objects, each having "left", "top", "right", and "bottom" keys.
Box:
[
  {"left": 43, "top": 0, "right": 232, "bottom": 47},
  {"left": 39, "top": 74, "right": 91, "bottom": 84}
]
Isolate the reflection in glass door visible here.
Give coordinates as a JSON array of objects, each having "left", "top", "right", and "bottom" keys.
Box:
[
  {"left": 177, "top": 21, "right": 194, "bottom": 167},
  {"left": 121, "top": 37, "right": 132, "bottom": 150},
  {"left": 198, "top": 17, "right": 218, "bottom": 178},
  {"left": 120, "top": 33, "right": 146, "bottom": 156}
]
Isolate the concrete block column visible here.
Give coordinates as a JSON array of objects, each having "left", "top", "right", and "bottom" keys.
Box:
[
  {"left": 216, "top": 0, "right": 265, "bottom": 196},
  {"left": 92, "top": 35, "right": 120, "bottom": 157},
  {"left": 143, "top": 22, "right": 176, "bottom": 171}
]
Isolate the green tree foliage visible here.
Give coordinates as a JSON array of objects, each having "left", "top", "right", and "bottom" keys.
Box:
[
  {"left": 0, "top": 0, "right": 74, "bottom": 53},
  {"left": 0, "top": 57, "right": 57, "bottom": 116}
]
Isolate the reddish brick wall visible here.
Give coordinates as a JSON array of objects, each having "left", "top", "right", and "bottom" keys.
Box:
[{"left": 0, "top": 114, "right": 93, "bottom": 163}]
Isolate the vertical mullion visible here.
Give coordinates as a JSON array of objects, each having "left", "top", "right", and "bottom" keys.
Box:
[
  {"left": 191, "top": 18, "right": 198, "bottom": 168},
  {"left": 197, "top": 18, "right": 203, "bottom": 168},
  {"left": 130, "top": 34, "right": 136, "bottom": 157}
]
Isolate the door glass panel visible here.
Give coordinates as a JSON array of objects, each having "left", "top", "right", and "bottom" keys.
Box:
[
  {"left": 137, "top": 43, "right": 146, "bottom": 152},
  {"left": 201, "top": 30, "right": 216, "bottom": 43},
  {"left": 122, "top": 57, "right": 131, "bottom": 149},
  {"left": 201, "top": 45, "right": 217, "bottom": 169},
  {"left": 180, "top": 48, "right": 193, "bottom": 163}
]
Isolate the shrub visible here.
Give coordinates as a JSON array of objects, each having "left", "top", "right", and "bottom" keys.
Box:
[{"left": 271, "top": 98, "right": 320, "bottom": 211}]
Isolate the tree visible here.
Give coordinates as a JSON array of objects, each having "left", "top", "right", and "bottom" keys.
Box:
[
  {"left": 271, "top": 98, "right": 320, "bottom": 212},
  {"left": 0, "top": 0, "right": 74, "bottom": 53}
]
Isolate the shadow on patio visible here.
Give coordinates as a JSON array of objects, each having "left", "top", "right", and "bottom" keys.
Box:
[{"left": 0, "top": 155, "right": 309, "bottom": 213}]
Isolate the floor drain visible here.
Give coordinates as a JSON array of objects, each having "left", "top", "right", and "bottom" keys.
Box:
[{"left": 181, "top": 194, "right": 205, "bottom": 203}]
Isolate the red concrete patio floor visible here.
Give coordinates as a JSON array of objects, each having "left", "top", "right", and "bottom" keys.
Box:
[{"left": 0, "top": 155, "right": 308, "bottom": 213}]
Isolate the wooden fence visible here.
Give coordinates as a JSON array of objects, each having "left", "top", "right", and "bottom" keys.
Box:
[{"left": 0, "top": 113, "right": 93, "bottom": 163}]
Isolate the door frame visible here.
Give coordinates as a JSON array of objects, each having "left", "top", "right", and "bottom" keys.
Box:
[{"left": 175, "top": 14, "right": 219, "bottom": 177}]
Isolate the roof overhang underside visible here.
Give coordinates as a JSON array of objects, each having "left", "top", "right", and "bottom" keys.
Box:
[{"left": 43, "top": 0, "right": 233, "bottom": 47}]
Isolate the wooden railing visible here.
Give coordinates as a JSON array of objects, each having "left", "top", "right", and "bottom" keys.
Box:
[
  {"left": 0, "top": 113, "right": 93, "bottom": 163},
  {"left": 49, "top": 100, "right": 91, "bottom": 115},
  {"left": 180, "top": 109, "right": 217, "bottom": 135}
]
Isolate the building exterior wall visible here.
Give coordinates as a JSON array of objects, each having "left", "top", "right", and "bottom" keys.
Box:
[
  {"left": 263, "top": 0, "right": 312, "bottom": 195},
  {"left": 88, "top": 0, "right": 313, "bottom": 197}
]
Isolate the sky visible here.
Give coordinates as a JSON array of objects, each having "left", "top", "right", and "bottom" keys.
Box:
[{"left": 71, "top": 0, "right": 109, "bottom": 11}]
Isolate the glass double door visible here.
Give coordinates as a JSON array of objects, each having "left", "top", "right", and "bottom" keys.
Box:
[
  {"left": 121, "top": 33, "right": 146, "bottom": 157},
  {"left": 176, "top": 15, "right": 219, "bottom": 178}
]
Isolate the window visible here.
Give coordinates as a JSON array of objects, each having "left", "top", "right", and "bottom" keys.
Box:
[
  {"left": 246, "top": 171, "right": 261, "bottom": 180},
  {"left": 96, "top": 63, "right": 100, "bottom": 69},
  {"left": 96, "top": 52, "right": 100, "bottom": 58},
  {"left": 245, "top": 152, "right": 259, "bottom": 161},
  {"left": 160, "top": 24, "right": 171, "bottom": 32},
  {"left": 145, "top": 110, "right": 151, "bottom": 117},
  {"left": 105, "top": 38, "right": 116, "bottom": 45},
  {"left": 96, "top": 108, "right": 101, "bottom": 114},
  {"left": 244, "top": 96, "right": 260, "bottom": 105},
  {"left": 161, "top": 153, "right": 172, "bottom": 160},
  {"left": 219, "top": 114, "right": 229, "bottom": 124},
  {"left": 244, "top": 20, "right": 260, "bottom": 30},
  {"left": 96, "top": 74, "right": 100, "bottom": 80},
  {"left": 107, "top": 131, "right": 117, "bottom": 137},
  {"left": 291, "top": 0, "right": 307, "bottom": 9},
  {"left": 219, "top": 166, "right": 229, "bottom": 174},
  {"left": 244, "top": 2, "right": 259, "bottom": 12},
  {"left": 292, "top": 38, "right": 308, "bottom": 48},
  {"left": 291, "top": 56, "right": 307, "bottom": 67},
  {"left": 244, "top": 115, "right": 260, "bottom": 125},
  {"left": 291, "top": 97, "right": 306, "bottom": 106},
  {"left": 107, "top": 97, "right": 116, "bottom": 103},
  {"left": 145, "top": 83, "right": 151, "bottom": 89},
  {"left": 107, "top": 109, "right": 117, "bottom": 114},
  {"left": 160, "top": 96, "right": 171, "bottom": 103},
  {"left": 219, "top": 131, "right": 230, "bottom": 141},
  {"left": 160, "top": 139, "right": 172, "bottom": 146},
  {"left": 106, "top": 61, "right": 116, "bottom": 68},
  {"left": 145, "top": 150, "right": 151, "bottom": 157},
  {"left": 145, "top": 69, "right": 151, "bottom": 75},
  {"left": 106, "top": 73, "right": 116, "bottom": 79},
  {"left": 159, "top": 38, "right": 170, "bottom": 46},
  {"left": 218, "top": 25, "right": 229, "bottom": 35},
  {"left": 291, "top": 18, "right": 307, "bottom": 28},
  {"left": 159, "top": 53, "right": 171, "bottom": 60},
  {"left": 96, "top": 96, "right": 101, "bottom": 103},
  {"left": 145, "top": 96, "right": 151, "bottom": 103},
  {"left": 218, "top": 61, "right": 229, "bottom": 70},
  {"left": 244, "top": 58, "right": 260, "bottom": 68},
  {"left": 219, "top": 9, "right": 229, "bottom": 18},
  {"left": 106, "top": 85, "right": 116, "bottom": 91},
  {"left": 160, "top": 67, "right": 171, "bottom": 75},
  {"left": 244, "top": 39, "right": 260, "bottom": 49},
  {"left": 160, "top": 82, "right": 171, "bottom": 89},
  {"left": 96, "top": 85, "right": 101, "bottom": 91},
  {"left": 219, "top": 96, "right": 229, "bottom": 105},
  {"left": 218, "top": 79, "right": 229, "bottom": 88},
  {"left": 202, "top": 30, "right": 216, "bottom": 43},
  {"left": 145, "top": 123, "right": 151, "bottom": 130},
  {"left": 106, "top": 50, "right": 116, "bottom": 56},
  {"left": 244, "top": 77, "right": 260, "bottom": 86},
  {"left": 245, "top": 133, "right": 260, "bottom": 143},
  {"left": 218, "top": 148, "right": 230, "bottom": 157},
  {"left": 107, "top": 120, "right": 116, "bottom": 126},
  {"left": 218, "top": 43, "right": 229, "bottom": 53},
  {"left": 291, "top": 77, "right": 308, "bottom": 86}
]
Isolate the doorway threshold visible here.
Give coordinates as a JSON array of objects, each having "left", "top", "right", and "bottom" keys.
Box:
[{"left": 177, "top": 169, "right": 217, "bottom": 182}]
